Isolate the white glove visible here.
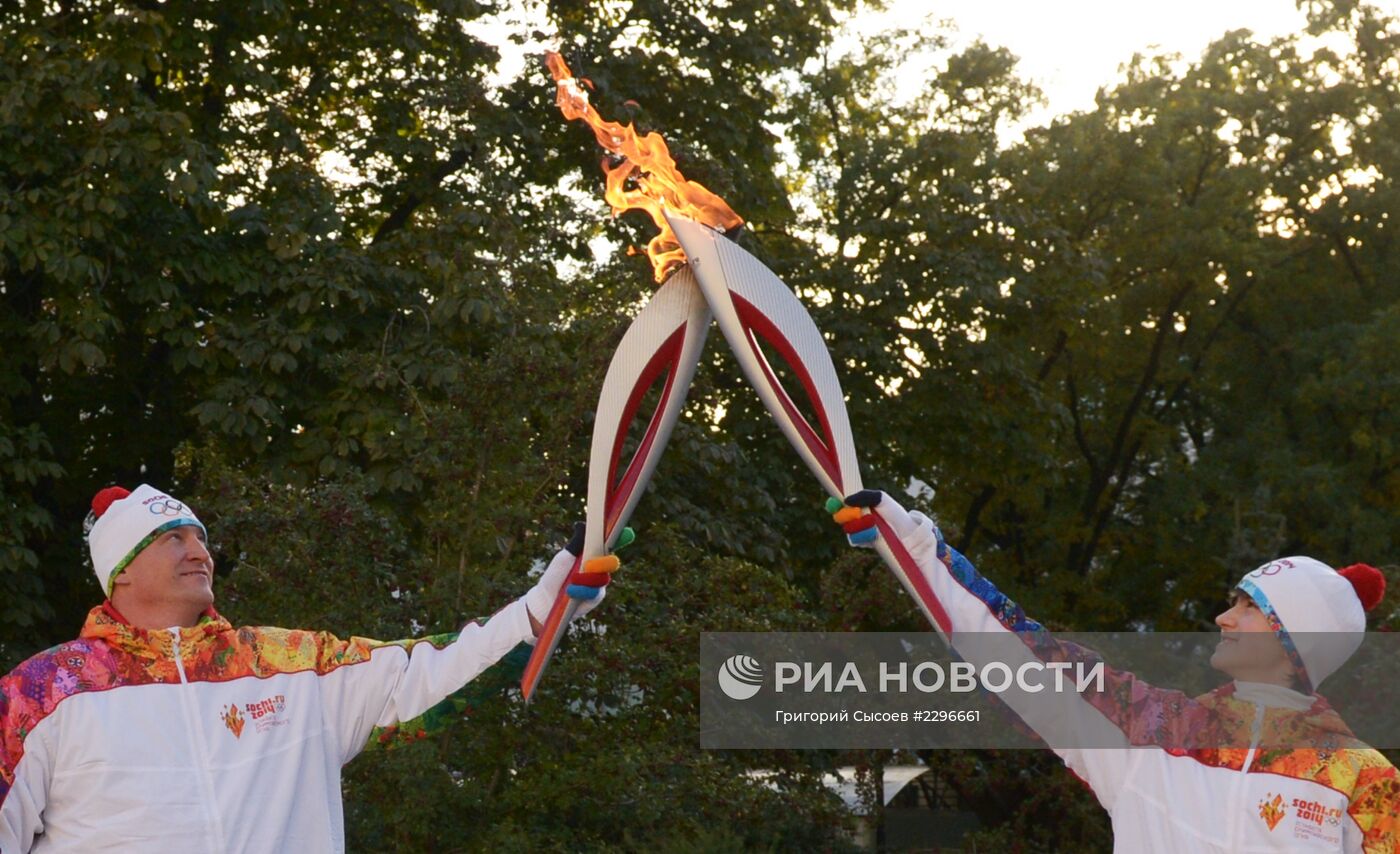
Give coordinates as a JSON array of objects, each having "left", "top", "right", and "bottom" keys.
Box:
[
  {"left": 831, "top": 489, "right": 943, "bottom": 567},
  {"left": 523, "top": 523, "right": 616, "bottom": 625}
]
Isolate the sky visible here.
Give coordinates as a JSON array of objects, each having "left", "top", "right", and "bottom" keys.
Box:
[
  {"left": 474, "top": 0, "right": 1400, "bottom": 126},
  {"left": 880, "top": 0, "right": 1317, "bottom": 120},
  {"left": 465, "top": 0, "right": 1398, "bottom": 266}
]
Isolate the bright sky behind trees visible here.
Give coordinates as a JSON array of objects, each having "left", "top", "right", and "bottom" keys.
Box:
[
  {"left": 889, "top": 0, "right": 1319, "bottom": 117},
  {"left": 478, "top": 0, "right": 1400, "bottom": 125}
]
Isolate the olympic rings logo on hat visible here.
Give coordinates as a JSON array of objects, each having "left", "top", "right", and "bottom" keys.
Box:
[
  {"left": 146, "top": 499, "right": 190, "bottom": 517},
  {"left": 1249, "top": 558, "right": 1295, "bottom": 578}
]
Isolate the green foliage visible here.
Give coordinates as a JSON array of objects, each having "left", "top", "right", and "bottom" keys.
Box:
[{"left": 3, "top": 0, "right": 1399, "bottom": 849}]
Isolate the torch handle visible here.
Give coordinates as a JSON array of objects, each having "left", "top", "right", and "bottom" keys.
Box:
[{"left": 521, "top": 271, "right": 711, "bottom": 701}]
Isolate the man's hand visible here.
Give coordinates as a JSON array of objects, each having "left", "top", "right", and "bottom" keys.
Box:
[
  {"left": 826, "top": 490, "right": 944, "bottom": 563},
  {"left": 523, "top": 523, "right": 632, "bottom": 636}
]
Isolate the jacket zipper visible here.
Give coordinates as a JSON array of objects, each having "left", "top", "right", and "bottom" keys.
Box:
[
  {"left": 171, "top": 628, "right": 229, "bottom": 854},
  {"left": 1225, "top": 702, "right": 1267, "bottom": 850},
  {"left": 1240, "top": 702, "right": 1265, "bottom": 773}
]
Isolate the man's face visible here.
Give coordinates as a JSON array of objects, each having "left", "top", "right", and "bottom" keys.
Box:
[
  {"left": 110, "top": 524, "right": 215, "bottom": 616},
  {"left": 1210, "top": 590, "right": 1294, "bottom": 685}
]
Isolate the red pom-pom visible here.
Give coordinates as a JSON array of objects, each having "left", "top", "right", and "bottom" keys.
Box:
[
  {"left": 1338, "top": 563, "right": 1386, "bottom": 612},
  {"left": 91, "top": 486, "right": 131, "bottom": 519}
]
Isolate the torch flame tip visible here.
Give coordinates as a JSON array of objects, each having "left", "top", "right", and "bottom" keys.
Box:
[{"left": 546, "top": 46, "right": 743, "bottom": 282}]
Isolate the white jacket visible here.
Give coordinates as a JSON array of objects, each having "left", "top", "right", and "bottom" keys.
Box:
[
  {"left": 0, "top": 600, "right": 534, "bottom": 853},
  {"left": 893, "top": 515, "right": 1398, "bottom": 852}
]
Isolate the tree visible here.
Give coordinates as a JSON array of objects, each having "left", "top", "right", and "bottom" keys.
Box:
[
  {"left": 4, "top": 0, "right": 1396, "bottom": 848},
  {"left": 0, "top": 0, "right": 871, "bottom": 847}
]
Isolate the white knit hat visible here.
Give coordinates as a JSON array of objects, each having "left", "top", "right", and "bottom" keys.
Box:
[
  {"left": 1234, "top": 556, "right": 1386, "bottom": 691},
  {"left": 86, "top": 484, "right": 207, "bottom": 596}
]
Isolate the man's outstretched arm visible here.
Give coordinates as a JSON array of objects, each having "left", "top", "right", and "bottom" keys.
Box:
[
  {"left": 317, "top": 525, "right": 613, "bottom": 764},
  {"left": 361, "top": 641, "right": 532, "bottom": 752},
  {"left": 833, "top": 490, "right": 1209, "bottom": 805}
]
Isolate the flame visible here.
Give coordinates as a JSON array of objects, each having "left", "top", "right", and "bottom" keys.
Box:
[{"left": 545, "top": 52, "right": 744, "bottom": 282}]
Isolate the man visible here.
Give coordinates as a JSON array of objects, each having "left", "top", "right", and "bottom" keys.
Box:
[
  {"left": 0, "top": 484, "right": 612, "bottom": 853},
  {"left": 833, "top": 489, "right": 1398, "bottom": 852}
]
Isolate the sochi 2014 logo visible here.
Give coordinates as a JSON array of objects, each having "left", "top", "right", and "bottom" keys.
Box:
[{"left": 717, "top": 654, "right": 764, "bottom": 700}]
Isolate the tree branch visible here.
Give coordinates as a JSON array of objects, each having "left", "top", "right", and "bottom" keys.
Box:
[
  {"left": 956, "top": 484, "right": 997, "bottom": 554},
  {"left": 1069, "top": 279, "right": 1194, "bottom": 574},
  {"left": 1036, "top": 329, "right": 1068, "bottom": 382},
  {"left": 372, "top": 144, "right": 476, "bottom": 244},
  {"left": 1081, "top": 430, "right": 1146, "bottom": 575},
  {"left": 1065, "top": 365, "right": 1099, "bottom": 480},
  {"left": 1158, "top": 274, "right": 1257, "bottom": 415},
  {"left": 1330, "top": 229, "right": 1368, "bottom": 290},
  {"left": 1094, "top": 280, "right": 1194, "bottom": 502}
]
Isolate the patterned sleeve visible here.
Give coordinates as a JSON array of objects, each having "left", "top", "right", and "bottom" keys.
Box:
[
  {"left": 1350, "top": 760, "right": 1400, "bottom": 853},
  {"left": 898, "top": 517, "right": 1221, "bottom": 808},
  {"left": 1, "top": 662, "right": 54, "bottom": 853},
  {"left": 938, "top": 538, "right": 1215, "bottom": 749}
]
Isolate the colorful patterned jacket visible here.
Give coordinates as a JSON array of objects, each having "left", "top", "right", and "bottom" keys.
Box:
[
  {"left": 901, "top": 519, "right": 1399, "bottom": 853},
  {"left": 0, "top": 599, "right": 534, "bottom": 853}
]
